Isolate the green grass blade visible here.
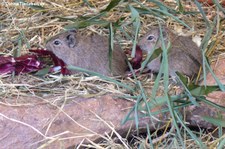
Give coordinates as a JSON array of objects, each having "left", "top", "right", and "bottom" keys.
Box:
[
  {"left": 129, "top": 5, "right": 141, "bottom": 58},
  {"left": 175, "top": 73, "right": 199, "bottom": 106},
  {"left": 82, "top": 0, "right": 94, "bottom": 7},
  {"left": 140, "top": 47, "right": 162, "bottom": 72},
  {"left": 134, "top": 0, "right": 190, "bottom": 28},
  {"left": 15, "top": 1, "right": 45, "bottom": 10},
  {"left": 125, "top": 95, "right": 194, "bottom": 121},
  {"left": 202, "top": 116, "right": 225, "bottom": 127},
  {"left": 146, "top": 123, "right": 154, "bottom": 149},
  {"left": 147, "top": 0, "right": 168, "bottom": 12},
  {"left": 152, "top": 7, "right": 190, "bottom": 29},
  {"left": 167, "top": 95, "right": 185, "bottom": 147},
  {"left": 108, "top": 23, "right": 114, "bottom": 72},
  {"left": 26, "top": 4, "right": 45, "bottom": 10},
  {"left": 212, "top": 0, "right": 225, "bottom": 14},
  {"left": 15, "top": 30, "right": 30, "bottom": 57},
  {"left": 14, "top": 34, "right": 22, "bottom": 57},
  {"left": 201, "top": 29, "right": 213, "bottom": 87},
  {"left": 205, "top": 60, "right": 225, "bottom": 91},
  {"left": 35, "top": 67, "right": 51, "bottom": 77},
  {"left": 192, "top": 3, "right": 225, "bottom": 91},
  {"left": 100, "top": 0, "right": 122, "bottom": 13},
  {"left": 197, "top": 96, "right": 225, "bottom": 112},
  {"left": 147, "top": 0, "right": 185, "bottom": 14},
  {"left": 175, "top": 111, "right": 206, "bottom": 148},
  {"left": 67, "top": 65, "right": 134, "bottom": 92},
  {"left": 158, "top": 24, "right": 169, "bottom": 89},
  {"left": 132, "top": 7, "right": 164, "bottom": 18},
  {"left": 137, "top": 81, "right": 156, "bottom": 127},
  {"left": 121, "top": 105, "right": 135, "bottom": 124},
  {"left": 134, "top": 95, "right": 141, "bottom": 134},
  {"left": 175, "top": 0, "right": 184, "bottom": 13},
  {"left": 126, "top": 61, "right": 155, "bottom": 128},
  {"left": 64, "top": 19, "right": 109, "bottom": 29},
  {"left": 128, "top": 58, "right": 156, "bottom": 127},
  {"left": 159, "top": 22, "right": 184, "bottom": 147},
  {"left": 218, "top": 137, "right": 225, "bottom": 149},
  {"left": 200, "top": 17, "right": 225, "bottom": 91},
  {"left": 194, "top": 0, "right": 210, "bottom": 27},
  {"left": 118, "top": 26, "right": 133, "bottom": 41},
  {"left": 148, "top": 97, "right": 192, "bottom": 113},
  {"left": 189, "top": 85, "right": 220, "bottom": 96},
  {"left": 151, "top": 66, "right": 162, "bottom": 99}
]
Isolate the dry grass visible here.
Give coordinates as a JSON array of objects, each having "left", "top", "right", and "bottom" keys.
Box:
[{"left": 0, "top": 0, "right": 225, "bottom": 148}]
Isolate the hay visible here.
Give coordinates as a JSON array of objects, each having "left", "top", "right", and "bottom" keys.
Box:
[{"left": 0, "top": 0, "right": 224, "bottom": 148}]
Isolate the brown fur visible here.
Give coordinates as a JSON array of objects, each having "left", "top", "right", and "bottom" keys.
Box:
[
  {"left": 138, "top": 26, "right": 202, "bottom": 77},
  {"left": 46, "top": 30, "right": 127, "bottom": 76}
]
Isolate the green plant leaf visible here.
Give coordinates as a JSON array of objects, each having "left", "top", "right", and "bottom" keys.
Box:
[
  {"left": 121, "top": 105, "right": 135, "bottom": 124},
  {"left": 218, "top": 137, "right": 225, "bottom": 149},
  {"left": 15, "top": 1, "right": 45, "bottom": 10},
  {"left": 212, "top": 0, "right": 225, "bottom": 14},
  {"left": 108, "top": 23, "right": 113, "bottom": 72},
  {"left": 189, "top": 85, "right": 220, "bottom": 96},
  {"left": 35, "top": 67, "right": 51, "bottom": 77},
  {"left": 146, "top": 123, "right": 154, "bottom": 149},
  {"left": 175, "top": 72, "right": 188, "bottom": 86},
  {"left": 67, "top": 65, "right": 134, "bottom": 92},
  {"left": 167, "top": 95, "right": 185, "bottom": 147},
  {"left": 140, "top": 48, "right": 163, "bottom": 72},
  {"left": 197, "top": 96, "right": 225, "bottom": 112},
  {"left": 134, "top": 96, "right": 141, "bottom": 134},
  {"left": 175, "top": 111, "right": 205, "bottom": 147},
  {"left": 175, "top": 73, "right": 199, "bottom": 106},
  {"left": 148, "top": 0, "right": 168, "bottom": 12},
  {"left": 129, "top": 5, "right": 141, "bottom": 58},
  {"left": 202, "top": 116, "right": 225, "bottom": 127},
  {"left": 14, "top": 34, "right": 22, "bottom": 57},
  {"left": 64, "top": 19, "right": 109, "bottom": 29},
  {"left": 100, "top": 0, "right": 122, "bottom": 12},
  {"left": 194, "top": 0, "right": 210, "bottom": 27},
  {"left": 82, "top": 0, "right": 94, "bottom": 7},
  {"left": 133, "top": 0, "right": 190, "bottom": 28},
  {"left": 175, "top": 0, "right": 184, "bottom": 13},
  {"left": 26, "top": 4, "right": 45, "bottom": 10}
]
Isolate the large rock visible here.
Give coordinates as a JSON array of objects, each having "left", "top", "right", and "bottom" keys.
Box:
[{"left": 0, "top": 95, "right": 163, "bottom": 148}]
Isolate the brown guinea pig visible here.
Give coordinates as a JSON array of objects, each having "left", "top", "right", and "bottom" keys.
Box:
[
  {"left": 138, "top": 26, "right": 202, "bottom": 77},
  {"left": 46, "top": 30, "right": 128, "bottom": 76}
]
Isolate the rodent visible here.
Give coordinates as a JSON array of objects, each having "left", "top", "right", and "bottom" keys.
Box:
[
  {"left": 45, "top": 30, "right": 127, "bottom": 76},
  {"left": 138, "top": 26, "right": 202, "bottom": 77}
]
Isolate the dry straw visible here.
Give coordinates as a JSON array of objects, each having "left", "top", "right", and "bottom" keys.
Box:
[{"left": 0, "top": 0, "right": 225, "bottom": 148}]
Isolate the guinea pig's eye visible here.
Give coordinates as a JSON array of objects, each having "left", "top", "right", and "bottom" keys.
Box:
[
  {"left": 53, "top": 40, "right": 61, "bottom": 46},
  {"left": 147, "top": 35, "right": 154, "bottom": 41}
]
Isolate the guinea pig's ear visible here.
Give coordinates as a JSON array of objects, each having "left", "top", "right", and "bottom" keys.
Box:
[
  {"left": 159, "top": 27, "right": 168, "bottom": 40},
  {"left": 66, "top": 34, "right": 76, "bottom": 48}
]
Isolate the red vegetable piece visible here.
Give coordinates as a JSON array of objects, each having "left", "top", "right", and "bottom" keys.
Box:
[
  {"left": 0, "top": 62, "right": 15, "bottom": 74},
  {"left": 0, "top": 54, "right": 43, "bottom": 75},
  {"left": 29, "top": 49, "right": 61, "bottom": 66},
  {"left": 14, "top": 54, "right": 43, "bottom": 74},
  {"left": 58, "top": 58, "right": 70, "bottom": 75},
  {"left": 0, "top": 49, "right": 71, "bottom": 75},
  {"left": 130, "top": 45, "right": 143, "bottom": 69},
  {"left": 29, "top": 49, "right": 70, "bottom": 75}
]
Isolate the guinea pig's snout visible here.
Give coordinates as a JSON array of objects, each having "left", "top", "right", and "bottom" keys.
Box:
[
  {"left": 138, "top": 44, "right": 148, "bottom": 54},
  {"left": 45, "top": 43, "right": 52, "bottom": 51}
]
